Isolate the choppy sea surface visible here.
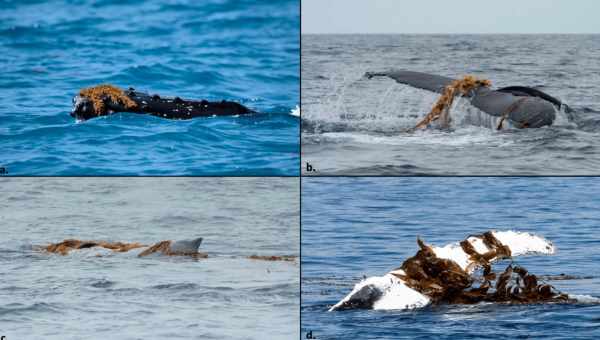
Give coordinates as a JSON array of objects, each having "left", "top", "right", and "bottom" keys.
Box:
[
  {"left": 302, "top": 34, "right": 600, "bottom": 175},
  {"left": 0, "top": 178, "right": 299, "bottom": 340},
  {"left": 302, "top": 177, "right": 600, "bottom": 339},
  {"left": 0, "top": 0, "right": 299, "bottom": 175}
]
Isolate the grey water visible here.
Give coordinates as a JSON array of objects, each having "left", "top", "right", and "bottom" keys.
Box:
[
  {"left": 0, "top": 178, "right": 299, "bottom": 340},
  {"left": 302, "top": 34, "right": 600, "bottom": 175}
]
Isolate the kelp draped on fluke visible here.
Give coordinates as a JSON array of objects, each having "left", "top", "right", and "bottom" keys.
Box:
[
  {"left": 413, "top": 75, "right": 491, "bottom": 130},
  {"left": 395, "top": 232, "right": 569, "bottom": 306}
]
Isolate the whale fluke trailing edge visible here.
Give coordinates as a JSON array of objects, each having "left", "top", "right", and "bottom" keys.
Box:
[
  {"left": 329, "top": 231, "right": 575, "bottom": 311},
  {"left": 365, "top": 70, "right": 571, "bottom": 129}
]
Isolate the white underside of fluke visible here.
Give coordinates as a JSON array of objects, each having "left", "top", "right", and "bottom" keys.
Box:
[
  {"left": 431, "top": 230, "right": 555, "bottom": 273},
  {"left": 329, "top": 230, "right": 557, "bottom": 311}
]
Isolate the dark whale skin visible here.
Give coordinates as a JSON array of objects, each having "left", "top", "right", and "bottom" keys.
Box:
[
  {"left": 71, "top": 88, "right": 256, "bottom": 121},
  {"left": 365, "top": 70, "right": 567, "bottom": 128}
]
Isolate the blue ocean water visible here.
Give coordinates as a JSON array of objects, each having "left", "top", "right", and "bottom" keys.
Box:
[
  {"left": 0, "top": 0, "right": 299, "bottom": 175},
  {"left": 302, "top": 177, "right": 600, "bottom": 339},
  {"left": 0, "top": 178, "right": 299, "bottom": 339}
]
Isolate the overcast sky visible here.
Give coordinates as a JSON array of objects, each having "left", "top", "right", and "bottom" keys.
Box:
[{"left": 302, "top": 0, "right": 600, "bottom": 34}]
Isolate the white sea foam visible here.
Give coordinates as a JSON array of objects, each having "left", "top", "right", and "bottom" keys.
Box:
[
  {"left": 290, "top": 105, "right": 300, "bottom": 117},
  {"left": 318, "top": 127, "right": 513, "bottom": 147}
]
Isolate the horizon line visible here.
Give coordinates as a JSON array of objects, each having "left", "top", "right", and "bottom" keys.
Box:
[{"left": 301, "top": 32, "right": 600, "bottom": 35}]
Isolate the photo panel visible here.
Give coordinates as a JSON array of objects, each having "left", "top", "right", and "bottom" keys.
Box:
[
  {"left": 301, "top": 177, "right": 600, "bottom": 339},
  {"left": 0, "top": 177, "right": 299, "bottom": 339},
  {"left": 0, "top": 0, "right": 299, "bottom": 176},
  {"left": 301, "top": 0, "right": 600, "bottom": 175}
]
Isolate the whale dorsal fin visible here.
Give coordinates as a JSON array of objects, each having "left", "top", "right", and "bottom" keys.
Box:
[{"left": 168, "top": 237, "right": 203, "bottom": 253}]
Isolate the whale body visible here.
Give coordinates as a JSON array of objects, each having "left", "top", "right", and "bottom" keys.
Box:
[
  {"left": 365, "top": 70, "right": 571, "bottom": 129},
  {"left": 40, "top": 237, "right": 205, "bottom": 257},
  {"left": 71, "top": 87, "right": 256, "bottom": 121},
  {"left": 329, "top": 230, "right": 570, "bottom": 311}
]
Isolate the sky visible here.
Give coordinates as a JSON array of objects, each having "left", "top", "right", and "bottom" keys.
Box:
[{"left": 302, "top": 0, "right": 600, "bottom": 34}]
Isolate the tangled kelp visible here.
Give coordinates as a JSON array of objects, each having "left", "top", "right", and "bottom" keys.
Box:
[
  {"left": 330, "top": 231, "right": 573, "bottom": 311},
  {"left": 396, "top": 233, "right": 570, "bottom": 305},
  {"left": 247, "top": 255, "right": 297, "bottom": 262},
  {"left": 41, "top": 239, "right": 293, "bottom": 261},
  {"left": 42, "top": 239, "right": 203, "bottom": 257},
  {"left": 43, "top": 239, "right": 146, "bottom": 255},
  {"left": 79, "top": 84, "right": 138, "bottom": 116},
  {"left": 414, "top": 75, "right": 491, "bottom": 130}
]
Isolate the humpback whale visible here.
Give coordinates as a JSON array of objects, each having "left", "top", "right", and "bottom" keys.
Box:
[
  {"left": 71, "top": 84, "right": 256, "bottom": 121},
  {"left": 329, "top": 231, "right": 576, "bottom": 311},
  {"left": 365, "top": 70, "right": 571, "bottom": 129}
]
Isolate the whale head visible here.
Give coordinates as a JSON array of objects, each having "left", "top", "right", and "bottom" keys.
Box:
[{"left": 71, "top": 95, "right": 101, "bottom": 121}]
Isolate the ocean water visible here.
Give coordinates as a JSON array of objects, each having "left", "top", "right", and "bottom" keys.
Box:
[
  {"left": 302, "top": 177, "right": 600, "bottom": 339},
  {"left": 302, "top": 34, "right": 600, "bottom": 175},
  {"left": 0, "top": 178, "right": 299, "bottom": 339},
  {"left": 0, "top": 0, "right": 299, "bottom": 175}
]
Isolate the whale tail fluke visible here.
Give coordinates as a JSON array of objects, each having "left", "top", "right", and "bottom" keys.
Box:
[
  {"left": 365, "top": 70, "right": 561, "bottom": 129},
  {"left": 430, "top": 230, "right": 555, "bottom": 274}
]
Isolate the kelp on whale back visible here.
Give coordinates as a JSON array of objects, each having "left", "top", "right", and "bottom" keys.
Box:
[
  {"left": 41, "top": 239, "right": 203, "bottom": 257},
  {"left": 73, "top": 84, "right": 258, "bottom": 121},
  {"left": 43, "top": 239, "right": 146, "bottom": 255},
  {"left": 40, "top": 239, "right": 296, "bottom": 261}
]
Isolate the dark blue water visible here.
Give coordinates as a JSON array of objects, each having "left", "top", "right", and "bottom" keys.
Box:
[
  {"left": 302, "top": 177, "right": 600, "bottom": 339},
  {"left": 0, "top": 0, "right": 299, "bottom": 175}
]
